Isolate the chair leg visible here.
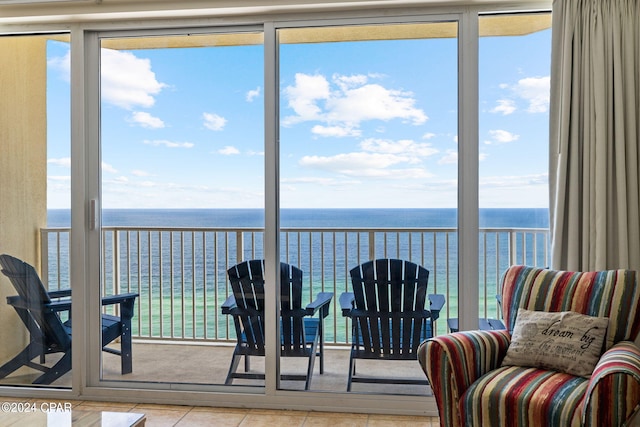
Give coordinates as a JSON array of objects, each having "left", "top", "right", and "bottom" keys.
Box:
[
  {"left": 33, "top": 351, "right": 72, "bottom": 385},
  {"left": 225, "top": 351, "right": 242, "bottom": 385},
  {"left": 305, "top": 340, "right": 319, "bottom": 390},
  {"left": 0, "top": 342, "right": 47, "bottom": 379},
  {"left": 318, "top": 320, "right": 324, "bottom": 374},
  {"left": 120, "top": 320, "right": 133, "bottom": 375},
  {"left": 119, "top": 299, "right": 135, "bottom": 375},
  {"left": 347, "top": 349, "right": 356, "bottom": 392}
]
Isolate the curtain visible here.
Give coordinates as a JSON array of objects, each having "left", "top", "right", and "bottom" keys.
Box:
[{"left": 550, "top": 0, "right": 640, "bottom": 271}]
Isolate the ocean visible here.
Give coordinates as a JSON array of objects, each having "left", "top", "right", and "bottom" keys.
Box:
[{"left": 47, "top": 208, "right": 550, "bottom": 228}]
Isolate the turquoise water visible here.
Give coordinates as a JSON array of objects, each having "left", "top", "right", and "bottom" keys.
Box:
[{"left": 45, "top": 208, "right": 549, "bottom": 341}]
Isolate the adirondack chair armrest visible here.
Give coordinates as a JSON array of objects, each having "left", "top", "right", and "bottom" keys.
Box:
[
  {"left": 6, "top": 295, "right": 31, "bottom": 310},
  {"left": 428, "top": 293, "right": 445, "bottom": 321},
  {"left": 221, "top": 295, "right": 237, "bottom": 315},
  {"left": 339, "top": 292, "right": 355, "bottom": 317},
  {"left": 48, "top": 289, "right": 72, "bottom": 299},
  {"left": 101, "top": 293, "right": 138, "bottom": 306},
  {"left": 48, "top": 299, "right": 72, "bottom": 312},
  {"left": 101, "top": 293, "right": 138, "bottom": 320},
  {"left": 305, "top": 292, "right": 333, "bottom": 318},
  {"left": 5, "top": 295, "right": 72, "bottom": 313}
]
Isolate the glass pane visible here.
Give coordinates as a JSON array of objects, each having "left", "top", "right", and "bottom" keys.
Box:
[
  {"left": 478, "top": 13, "right": 551, "bottom": 324},
  {"left": 278, "top": 22, "right": 458, "bottom": 394},
  {"left": 0, "top": 33, "right": 71, "bottom": 388},
  {"left": 99, "top": 31, "right": 264, "bottom": 387}
]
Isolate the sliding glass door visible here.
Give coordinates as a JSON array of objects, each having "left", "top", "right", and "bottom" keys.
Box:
[
  {"left": 277, "top": 20, "right": 458, "bottom": 394},
  {"left": 97, "top": 29, "right": 265, "bottom": 387}
]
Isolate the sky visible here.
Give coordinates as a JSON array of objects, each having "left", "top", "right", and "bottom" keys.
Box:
[{"left": 45, "top": 22, "right": 551, "bottom": 210}]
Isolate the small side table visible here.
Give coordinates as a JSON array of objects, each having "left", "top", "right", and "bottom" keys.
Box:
[{"left": 447, "top": 317, "right": 505, "bottom": 333}]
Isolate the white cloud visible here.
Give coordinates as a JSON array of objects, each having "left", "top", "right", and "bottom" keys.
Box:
[
  {"left": 484, "top": 129, "right": 520, "bottom": 145},
  {"left": 327, "top": 84, "right": 427, "bottom": 125},
  {"left": 283, "top": 73, "right": 427, "bottom": 135},
  {"left": 100, "top": 48, "right": 167, "bottom": 110},
  {"left": 511, "top": 76, "right": 550, "bottom": 113},
  {"left": 281, "top": 177, "right": 356, "bottom": 186},
  {"left": 301, "top": 152, "right": 405, "bottom": 173},
  {"left": 283, "top": 73, "right": 331, "bottom": 124},
  {"left": 102, "top": 162, "right": 117, "bottom": 173},
  {"left": 218, "top": 146, "right": 240, "bottom": 155},
  {"left": 491, "top": 99, "right": 516, "bottom": 115},
  {"left": 422, "top": 132, "right": 436, "bottom": 140},
  {"left": 129, "top": 111, "right": 165, "bottom": 129},
  {"left": 246, "top": 87, "right": 261, "bottom": 102},
  {"left": 311, "top": 125, "right": 361, "bottom": 138},
  {"left": 143, "top": 139, "right": 194, "bottom": 148},
  {"left": 131, "top": 170, "right": 152, "bottom": 177},
  {"left": 333, "top": 73, "right": 369, "bottom": 91},
  {"left": 203, "top": 112, "right": 227, "bottom": 131},
  {"left": 47, "top": 49, "right": 70, "bottom": 82},
  {"left": 299, "top": 138, "right": 435, "bottom": 178},
  {"left": 360, "top": 138, "right": 438, "bottom": 159},
  {"left": 300, "top": 153, "right": 431, "bottom": 178},
  {"left": 480, "top": 173, "right": 548, "bottom": 188},
  {"left": 48, "top": 157, "right": 71, "bottom": 168},
  {"left": 438, "top": 150, "right": 457, "bottom": 165}
]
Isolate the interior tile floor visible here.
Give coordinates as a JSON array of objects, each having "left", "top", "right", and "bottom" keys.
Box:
[
  {"left": 1, "top": 397, "right": 440, "bottom": 426},
  {"left": 0, "top": 343, "right": 439, "bottom": 425}
]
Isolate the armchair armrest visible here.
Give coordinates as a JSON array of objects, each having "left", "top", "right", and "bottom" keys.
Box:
[
  {"left": 583, "top": 341, "right": 640, "bottom": 425},
  {"left": 305, "top": 292, "right": 333, "bottom": 318},
  {"left": 417, "top": 329, "right": 511, "bottom": 427},
  {"left": 339, "top": 292, "right": 354, "bottom": 317}
]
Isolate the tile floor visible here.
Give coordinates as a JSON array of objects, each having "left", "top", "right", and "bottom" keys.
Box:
[{"left": 4, "top": 397, "right": 441, "bottom": 426}]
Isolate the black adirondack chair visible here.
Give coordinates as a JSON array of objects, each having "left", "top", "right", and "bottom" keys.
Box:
[
  {"left": 340, "top": 258, "right": 445, "bottom": 391},
  {"left": 0, "top": 254, "right": 138, "bottom": 385},
  {"left": 222, "top": 260, "right": 333, "bottom": 390}
]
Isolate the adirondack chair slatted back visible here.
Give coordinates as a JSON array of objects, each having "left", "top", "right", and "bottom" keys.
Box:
[
  {"left": 228, "top": 259, "right": 266, "bottom": 352},
  {"left": 0, "top": 254, "right": 71, "bottom": 352},
  {"left": 349, "top": 258, "right": 430, "bottom": 358},
  {"left": 227, "top": 260, "right": 307, "bottom": 356},
  {"left": 279, "top": 263, "right": 306, "bottom": 356}
]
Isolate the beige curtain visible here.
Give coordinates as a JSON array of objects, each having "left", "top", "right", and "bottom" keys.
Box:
[{"left": 550, "top": 0, "right": 640, "bottom": 271}]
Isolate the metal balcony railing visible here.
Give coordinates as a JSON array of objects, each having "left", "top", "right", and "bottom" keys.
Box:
[{"left": 40, "top": 226, "right": 549, "bottom": 344}]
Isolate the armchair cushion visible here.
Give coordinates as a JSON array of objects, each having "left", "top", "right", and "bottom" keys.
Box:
[
  {"left": 502, "top": 308, "right": 609, "bottom": 377},
  {"left": 461, "top": 365, "right": 588, "bottom": 426}
]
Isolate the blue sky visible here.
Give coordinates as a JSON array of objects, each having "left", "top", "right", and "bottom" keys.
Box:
[{"left": 46, "top": 25, "right": 550, "bottom": 210}]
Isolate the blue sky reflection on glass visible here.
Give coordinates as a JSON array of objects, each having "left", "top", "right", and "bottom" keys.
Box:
[{"left": 45, "top": 23, "right": 550, "bottom": 210}]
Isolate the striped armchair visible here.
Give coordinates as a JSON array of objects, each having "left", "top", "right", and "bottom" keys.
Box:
[{"left": 418, "top": 265, "right": 640, "bottom": 427}]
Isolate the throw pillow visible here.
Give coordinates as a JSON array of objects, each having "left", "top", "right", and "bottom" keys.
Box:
[{"left": 501, "top": 308, "right": 609, "bottom": 377}]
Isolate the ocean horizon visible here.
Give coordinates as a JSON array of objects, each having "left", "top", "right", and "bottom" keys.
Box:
[{"left": 47, "top": 207, "right": 550, "bottom": 229}]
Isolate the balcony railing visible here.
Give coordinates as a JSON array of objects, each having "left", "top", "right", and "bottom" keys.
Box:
[{"left": 40, "top": 226, "right": 549, "bottom": 344}]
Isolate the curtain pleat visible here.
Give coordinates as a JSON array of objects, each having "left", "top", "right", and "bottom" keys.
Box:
[{"left": 550, "top": 0, "right": 640, "bottom": 271}]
